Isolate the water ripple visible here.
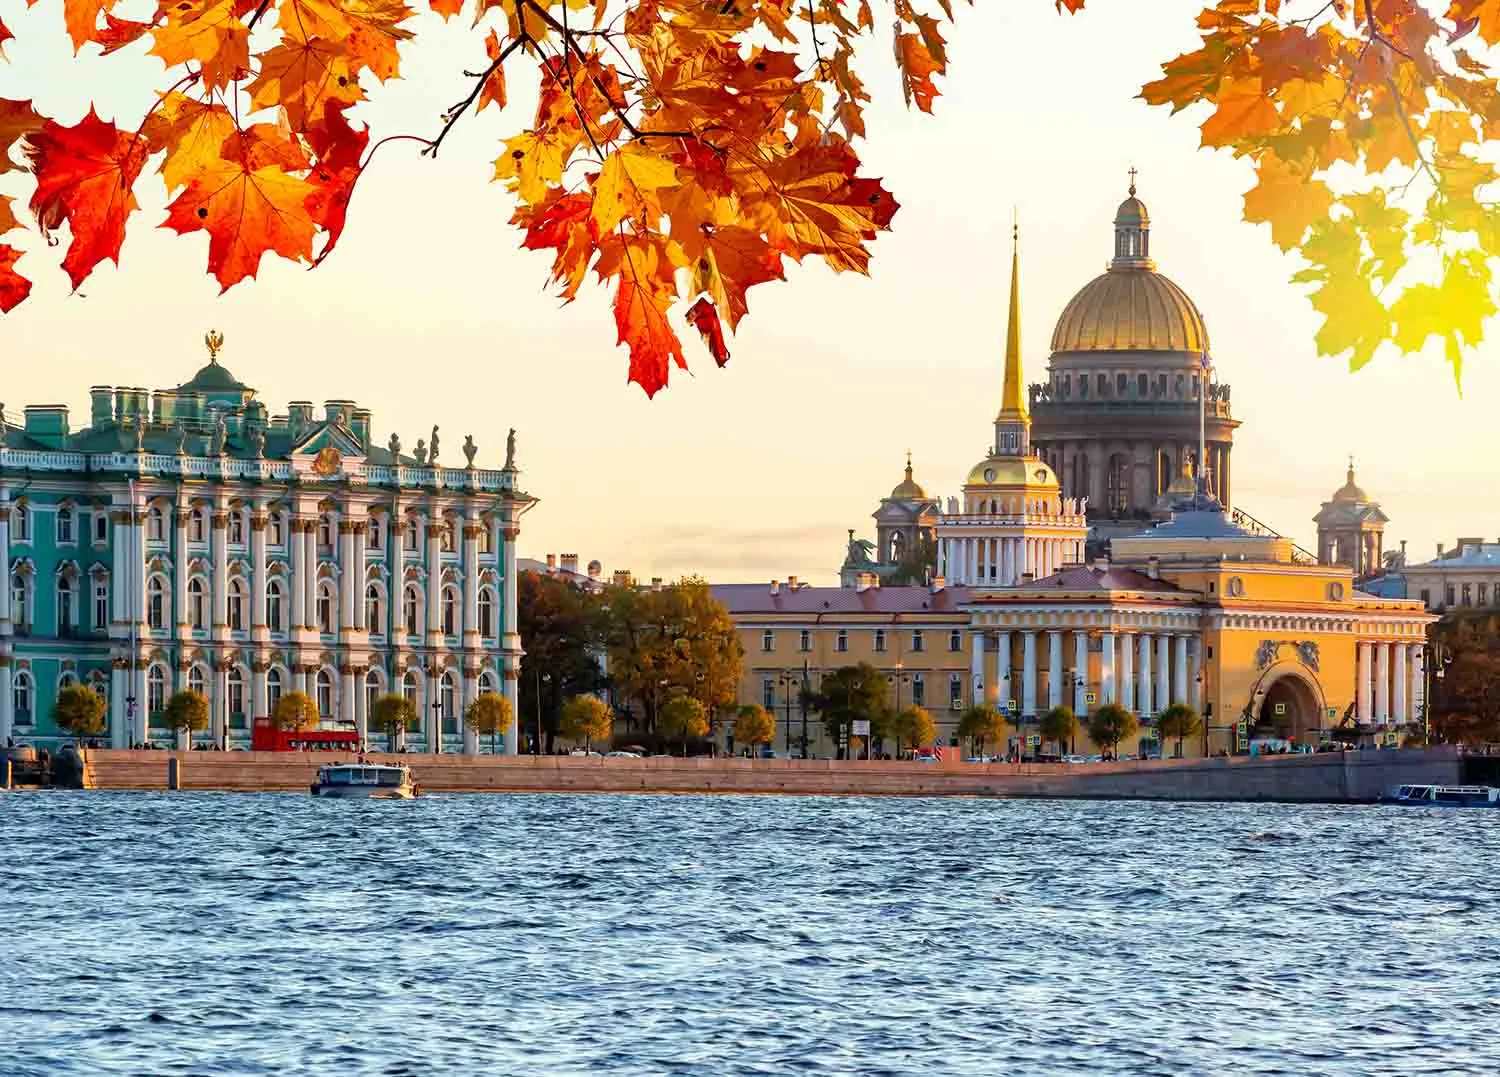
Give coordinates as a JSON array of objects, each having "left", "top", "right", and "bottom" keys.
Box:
[{"left": 0, "top": 792, "right": 1493, "bottom": 1075}]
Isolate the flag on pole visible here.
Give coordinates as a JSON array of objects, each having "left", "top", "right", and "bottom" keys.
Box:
[{"left": 1201, "top": 349, "right": 1213, "bottom": 372}]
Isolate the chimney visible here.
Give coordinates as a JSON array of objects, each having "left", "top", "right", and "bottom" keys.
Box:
[
  {"left": 770, "top": 580, "right": 780, "bottom": 595},
  {"left": 1093, "top": 557, "right": 1109, "bottom": 573},
  {"left": 929, "top": 576, "right": 945, "bottom": 593},
  {"left": 611, "top": 569, "right": 634, "bottom": 587},
  {"left": 787, "top": 575, "right": 799, "bottom": 589},
  {"left": 1147, "top": 556, "right": 1160, "bottom": 580},
  {"left": 1021, "top": 572, "right": 1035, "bottom": 584},
  {"left": 1437, "top": 542, "right": 1444, "bottom": 558},
  {"left": 545, "top": 553, "right": 557, "bottom": 572},
  {"left": 856, "top": 572, "right": 878, "bottom": 592},
  {"left": 651, "top": 577, "right": 664, "bottom": 590},
  {"left": 560, "top": 553, "right": 580, "bottom": 575}
]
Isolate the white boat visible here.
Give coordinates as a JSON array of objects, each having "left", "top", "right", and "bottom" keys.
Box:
[
  {"left": 310, "top": 763, "right": 417, "bottom": 799},
  {"left": 1385, "top": 784, "right": 1500, "bottom": 808}
]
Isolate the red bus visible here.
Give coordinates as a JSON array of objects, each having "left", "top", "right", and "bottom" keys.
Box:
[{"left": 251, "top": 717, "right": 360, "bottom": 752}]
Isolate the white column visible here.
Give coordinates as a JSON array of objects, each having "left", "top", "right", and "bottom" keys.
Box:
[
  {"left": 1356, "top": 641, "right": 1372, "bottom": 722},
  {"left": 1120, "top": 633, "right": 1135, "bottom": 711},
  {"left": 132, "top": 658, "right": 147, "bottom": 746},
  {"left": 1100, "top": 632, "right": 1116, "bottom": 703},
  {"left": 0, "top": 488, "right": 11, "bottom": 632},
  {"left": 1375, "top": 642, "right": 1391, "bottom": 722},
  {"left": 1191, "top": 639, "right": 1203, "bottom": 713},
  {"left": 1392, "top": 642, "right": 1408, "bottom": 723},
  {"left": 995, "top": 631, "right": 1011, "bottom": 710},
  {"left": 211, "top": 503, "right": 228, "bottom": 637},
  {"left": 339, "top": 519, "right": 356, "bottom": 632},
  {"left": 970, "top": 630, "right": 985, "bottom": 706},
  {"left": 132, "top": 500, "right": 148, "bottom": 633},
  {"left": 1173, "top": 634, "right": 1188, "bottom": 703},
  {"left": 354, "top": 670, "right": 368, "bottom": 745},
  {"left": 210, "top": 665, "right": 226, "bottom": 746},
  {"left": 1156, "top": 633, "right": 1170, "bottom": 717},
  {"left": 340, "top": 668, "right": 356, "bottom": 725},
  {"left": 174, "top": 503, "right": 189, "bottom": 629},
  {"left": 462, "top": 670, "right": 479, "bottom": 754},
  {"left": 353, "top": 521, "right": 367, "bottom": 631},
  {"left": 968, "top": 540, "right": 977, "bottom": 587},
  {"left": 290, "top": 520, "right": 307, "bottom": 629},
  {"left": 1073, "top": 630, "right": 1088, "bottom": 714},
  {"left": 500, "top": 517, "right": 521, "bottom": 754},
  {"left": 0, "top": 663, "right": 12, "bottom": 744},
  {"left": 463, "top": 510, "right": 481, "bottom": 647},
  {"left": 303, "top": 522, "right": 318, "bottom": 629},
  {"left": 1135, "top": 634, "right": 1151, "bottom": 716},
  {"left": 109, "top": 508, "right": 127, "bottom": 624},
  {"left": 1409, "top": 648, "right": 1424, "bottom": 728},
  {"left": 1021, "top": 630, "right": 1038, "bottom": 717},
  {"left": 251, "top": 664, "right": 267, "bottom": 728},
  {"left": 1047, "top": 630, "right": 1063, "bottom": 709},
  {"left": 425, "top": 672, "right": 442, "bottom": 753},
  {"left": 426, "top": 521, "right": 443, "bottom": 640},
  {"left": 250, "top": 506, "right": 268, "bottom": 638}
]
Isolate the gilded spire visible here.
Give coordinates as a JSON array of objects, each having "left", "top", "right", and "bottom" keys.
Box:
[{"left": 1000, "top": 217, "right": 1026, "bottom": 419}]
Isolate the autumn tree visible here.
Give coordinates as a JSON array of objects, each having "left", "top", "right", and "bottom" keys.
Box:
[
  {"left": 559, "top": 693, "right": 615, "bottom": 752},
  {"left": 658, "top": 695, "right": 709, "bottom": 755},
  {"left": 806, "top": 663, "right": 889, "bottom": 760},
  {"left": 890, "top": 704, "right": 937, "bottom": 756},
  {"left": 1430, "top": 615, "right": 1500, "bottom": 744},
  {"left": 1156, "top": 703, "right": 1202, "bottom": 759},
  {"left": 52, "top": 684, "right": 106, "bottom": 740},
  {"left": 464, "top": 691, "right": 514, "bottom": 754},
  {"left": 271, "top": 690, "right": 319, "bottom": 732},
  {"left": 734, "top": 703, "right": 777, "bottom": 756},
  {"left": 371, "top": 692, "right": 417, "bottom": 750},
  {"left": 1087, "top": 703, "right": 1139, "bottom": 760},
  {"left": 1039, "top": 705, "right": 1078, "bottom": 757},
  {"left": 519, "top": 568, "right": 608, "bottom": 753},
  {"left": 956, "top": 703, "right": 1006, "bottom": 758},
  {"left": 3, "top": 2, "right": 1496, "bottom": 387},
  {"left": 162, "top": 689, "right": 209, "bottom": 749}
]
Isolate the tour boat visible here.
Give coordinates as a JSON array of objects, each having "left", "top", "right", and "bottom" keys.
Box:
[
  {"left": 1384, "top": 784, "right": 1500, "bottom": 808},
  {"left": 310, "top": 763, "right": 417, "bottom": 799}
]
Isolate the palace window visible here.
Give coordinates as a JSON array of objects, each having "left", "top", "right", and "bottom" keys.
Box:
[
  {"left": 1445, "top": 584, "right": 1456, "bottom": 607},
  {"left": 228, "top": 511, "right": 245, "bottom": 545},
  {"left": 56, "top": 576, "right": 75, "bottom": 633},
  {"left": 1480, "top": 583, "right": 1490, "bottom": 606},
  {"left": 317, "top": 669, "right": 334, "bottom": 717},
  {"left": 365, "top": 670, "right": 382, "bottom": 719},
  {"left": 94, "top": 581, "right": 108, "bottom": 630},
  {"left": 874, "top": 629, "right": 886, "bottom": 653},
  {"left": 442, "top": 586, "right": 459, "bottom": 635},
  {"left": 188, "top": 665, "right": 207, "bottom": 698},
  {"left": 227, "top": 668, "right": 245, "bottom": 725},
  {"left": 190, "top": 509, "right": 207, "bottom": 543},
  {"left": 763, "top": 679, "right": 775, "bottom": 709},
  {"left": 1116, "top": 372, "right": 1128, "bottom": 395},
  {"left": 188, "top": 578, "right": 207, "bottom": 629},
  {"left": 949, "top": 629, "right": 962, "bottom": 652},
  {"left": 57, "top": 505, "right": 74, "bottom": 544},
  {"left": 1462, "top": 583, "right": 1472, "bottom": 606},
  {"left": 949, "top": 674, "right": 962, "bottom": 709},
  {"left": 836, "top": 629, "right": 848, "bottom": 653},
  {"left": 146, "top": 506, "right": 164, "bottom": 542},
  {"left": 401, "top": 671, "right": 418, "bottom": 707},
  {"left": 1137, "top": 373, "right": 1149, "bottom": 396},
  {"left": 12, "top": 670, "right": 31, "bottom": 722},
  {"left": 762, "top": 630, "right": 775, "bottom": 653},
  {"left": 366, "top": 584, "right": 384, "bottom": 634},
  {"left": 12, "top": 503, "right": 28, "bottom": 542},
  {"left": 94, "top": 512, "right": 108, "bottom": 543},
  {"left": 404, "top": 586, "right": 421, "bottom": 635},
  {"left": 269, "top": 512, "right": 284, "bottom": 546},
  {"left": 267, "top": 579, "right": 284, "bottom": 632},
  {"left": 317, "top": 582, "right": 336, "bottom": 634},
  {"left": 1096, "top": 373, "right": 1107, "bottom": 396},
  {"left": 267, "top": 668, "right": 283, "bottom": 712},
  {"left": 799, "top": 629, "right": 811, "bottom": 652},
  {"left": 478, "top": 588, "right": 495, "bottom": 637},
  {"left": 10, "top": 572, "right": 28, "bottom": 630},
  {"left": 405, "top": 518, "right": 420, "bottom": 551},
  {"left": 1420, "top": 588, "right": 1431, "bottom": 607},
  {"left": 911, "top": 630, "right": 925, "bottom": 653},
  {"left": 147, "top": 576, "right": 166, "bottom": 629},
  {"left": 228, "top": 578, "right": 246, "bottom": 631},
  {"left": 318, "top": 515, "right": 334, "bottom": 551},
  {"left": 367, "top": 516, "right": 382, "bottom": 551},
  {"left": 1077, "top": 374, "right": 1089, "bottom": 399},
  {"left": 912, "top": 675, "right": 925, "bottom": 708},
  {"left": 147, "top": 666, "right": 166, "bottom": 716},
  {"left": 58, "top": 671, "right": 77, "bottom": 691},
  {"left": 441, "top": 673, "right": 457, "bottom": 730}
]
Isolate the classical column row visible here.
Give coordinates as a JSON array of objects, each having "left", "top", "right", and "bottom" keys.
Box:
[
  {"left": 972, "top": 627, "right": 1198, "bottom": 718},
  {"left": 939, "top": 536, "right": 1086, "bottom": 586},
  {"left": 1355, "top": 640, "right": 1423, "bottom": 724}
]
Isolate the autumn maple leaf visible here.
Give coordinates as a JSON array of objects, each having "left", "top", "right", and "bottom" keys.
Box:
[
  {"left": 25, "top": 108, "right": 147, "bottom": 289},
  {"left": 162, "top": 124, "right": 319, "bottom": 289},
  {"left": 685, "top": 296, "right": 729, "bottom": 366},
  {"left": 148, "top": 0, "right": 254, "bottom": 90},
  {"left": 305, "top": 104, "right": 371, "bottom": 264},
  {"left": 0, "top": 99, "right": 45, "bottom": 176},
  {"left": 0, "top": 246, "right": 30, "bottom": 312}
]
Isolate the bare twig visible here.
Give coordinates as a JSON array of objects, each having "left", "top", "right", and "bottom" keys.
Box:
[{"left": 424, "top": 35, "right": 528, "bottom": 157}]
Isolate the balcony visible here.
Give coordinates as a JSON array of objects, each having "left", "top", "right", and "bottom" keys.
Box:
[{"left": 1028, "top": 381, "right": 1236, "bottom": 421}]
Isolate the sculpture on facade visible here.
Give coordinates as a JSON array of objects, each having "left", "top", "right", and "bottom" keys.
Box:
[
  {"left": 248, "top": 424, "right": 265, "bottom": 458},
  {"left": 173, "top": 423, "right": 188, "bottom": 453},
  {"left": 414, "top": 439, "right": 427, "bottom": 466},
  {"left": 388, "top": 432, "right": 401, "bottom": 459},
  {"left": 505, "top": 427, "right": 516, "bottom": 469},
  {"left": 1255, "top": 640, "right": 1280, "bottom": 670},
  {"left": 844, "top": 529, "right": 876, "bottom": 567},
  {"left": 211, "top": 413, "right": 228, "bottom": 455},
  {"left": 133, "top": 419, "right": 145, "bottom": 451},
  {"left": 1297, "top": 640, "right": 1320, "bottom": 672},
  {"left": 462, "top": 434, "right": 477, "bottom": 468},
  {"left": 0, "top": 403, "right": 7, "bottom": 447},
  {"left": 429, "top": 425, "right": 440, "bottom": 464}
]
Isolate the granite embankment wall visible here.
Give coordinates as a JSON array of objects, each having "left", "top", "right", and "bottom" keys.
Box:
[{"left": 80, "top": 747, "right": 1461, "bottom": 802}]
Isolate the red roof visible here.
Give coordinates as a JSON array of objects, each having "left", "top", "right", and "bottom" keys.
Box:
[
  {"left": 711, "top": 584, "right": 973, "bottom": 615},
  {"left": 1010, "top": 565, "right": 1184, "bottom": 594}
]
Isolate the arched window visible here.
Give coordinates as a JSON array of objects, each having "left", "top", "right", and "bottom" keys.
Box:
[
  {"left": 404, "top": 517, "right": 419, "bottom": 551},
  {"left": 440, "top": 672, "right": 457, "bottom": 731},
  {"left": 188, "top": 577, "right": 207, "bottom": 629},
  {"left": 10, "top": 571, "right": 27, "bottom": 629},
  {"left": 57, "top": 505, "right": 74, "bottom": 544},
  {"left": 147, "top": 576, "right": 165, "bottom": 629},
  {"left": 56, "top": 575, "right": 75, "bottom": 633},
  {"left": 12, "top": 502, "right": 29, "bottom": 542},
  {"left": 13, "top": 670, "right": 32, "bottom": 721},
  {"left": 401, "top": 670, "right": 418, "bottom": 706},
  {"left": 317, "top": 581, "right": 336, "bottom": 634},
  {"left": 318, "top": 514, "right": 333, "bottom": 550},
  {"left": 269, "top": 512, "right": 284, "bottom": 546},
  {"left": 365, "top": 669, "right": 382, "bottom": 716},
  {"left": 93, "top": 511, "right": 108, "bottom": 543},
  {"left": 228, "top": 578, "right": 246, "bottom": 630},
  {"left": 267, "top": 667, "right": 284, "bottom": 712},
  {"left": 267, "top": 578, "right": 285, "bottom": 633},
  {"left": 442, "top": 586, "right": 459, "bottom": 636},
  {"left": 190, "top": 508, "right": 207, "bottom": 543},
  {"left": 148, "top": 505, "right": 165, "bottom": 542},
  {"left": 365, "top": 583, "right": 384, "bottom": 634},
  {"left": 188, "top": 665, "right": 207, "bottom": 697},
  {"left": 441, "top": 520, "right": 456, "bottom": 553},
  {"left": 479, "top": 670, "right": 498, "bottom": 696},
  {"left": 227, "top": 668, "right": 245, "bottom": 726},
  {"left": 478, "top": 587, "right": 495, "bottom": 637},
  {"left": 316, "top": 669, "right": 334, "bottom": 717},
  {"left": 1106, "top": 453, "right": 1130, "bottom": 516},
  {"left": 147, "top": 665, "right": 167, "bottom": 715},
  {"left": 59, "top": 671, "right": 78, "bottom": 690},
  {"left": 403, "top": 585, "right": 420, "bottom": 636},
  {"left": 93, "top": 579, "right": 108, "bottom": 630},
  {"left": 367, "top": 516, "right": 382, "bottom": 551},
  {"left": 228, "top": 510, "right": 245, "bottom": 545}
]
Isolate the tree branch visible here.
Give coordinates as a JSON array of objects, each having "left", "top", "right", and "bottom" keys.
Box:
[{"left": 423, "top": 35, "right": 529, "bottom": 157}]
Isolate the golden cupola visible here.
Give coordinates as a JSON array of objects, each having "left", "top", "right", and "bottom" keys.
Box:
[{"left": 1049, "top": 178, "right": 1209, "bottom": 355}]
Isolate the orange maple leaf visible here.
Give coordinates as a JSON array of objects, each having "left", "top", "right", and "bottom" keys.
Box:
[
  {"left": 148, "top": 0, "right": 253, "bottom": 90},
  {"left": 517, "top": 188, "right": 596, "bottom": 301},
  {"left": 477, "top": 29, "right": 508, "bottom": 112},
  {"left": 162, "top": 125, "right": 319, "bottom": 289},
  {"left": 248, "top": 36, "right": 366, "bottom": 133},
  {"left": 305, "top": 104, "right": 370, "bottom": 264},
  {"left": 276, "top": 0, "right": 415, "bottom": 83},
  {"left": 0, "top": 244, "right": 30, "bottom": 312},
  {"left": 142, "top": 92, "right": 237, "bottom": 192},
  {"left": 685, "top": 296, "right": 729, "bottom": 366},
  {"left": 62, "top": 0, "right": 112, "bottom": 51},
  {"left": 1199, "top": 77, "right": 1283, "bottom": 147},
  {"left": 0, "top": 99, "right": 45, "bottom": 176},
  {"left": 430, "top": 0, "right": 464, "bottom": 16},
  {"left": 1243, "top": 154, "right": 1333, "bottom": 251},
  {"left": 25, "top": 108, "right": 147, "bottom": 288},
  {"left": 598, "top": 236, "right": 686, "bottom": 397}
]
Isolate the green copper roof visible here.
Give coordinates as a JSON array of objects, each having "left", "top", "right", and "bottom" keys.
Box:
[{"left": 178, "top": 359, "right": 247, "bottom": 393}]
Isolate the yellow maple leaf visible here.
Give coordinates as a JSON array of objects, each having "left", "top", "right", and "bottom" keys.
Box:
[
  {"left": 1199, "top": 77, "right": 1283, "bottom": 148},
  {"left": 149, "top": 0, "right": 251, "bottom": 90},
  {"left": 1390, "top": 251, "right": 1494, "bottom": 378},
  {"left": 590, "top": 140, "right": 678, "bottom": 235},
  {"left": 1242, "top": 154, "right": 1332, "bottom": 251}
]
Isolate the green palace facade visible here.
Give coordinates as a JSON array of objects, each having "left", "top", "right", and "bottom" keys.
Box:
[{"left": 0, "top": 332, "right": 535, "bottom": 752}]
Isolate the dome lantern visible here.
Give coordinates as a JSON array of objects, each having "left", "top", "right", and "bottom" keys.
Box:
[{"left": 1112, "top": 168, "right": 1153, "bottom": 270}]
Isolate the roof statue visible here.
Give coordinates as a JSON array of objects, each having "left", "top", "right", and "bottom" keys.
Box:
[
  {"left": 388, "top": 432, "right": 401, "bottom": 459},
  {"left": 463, "top": 435, "right": 478, "bottom": 468},
  {"left": 204, "top": 329, "right": 224, "bottom": 362},
  {"left": 414, "top": 439, "right": 427, "bottom": 466},
  {"left": 429, "top": 425, "right": 440, "bottom": 465},
  {"left": 505, "top": 427, "right": 517, "bottom": 470},
  {"left": 844, "top": 529, "right": 876, "bottom": 568}
]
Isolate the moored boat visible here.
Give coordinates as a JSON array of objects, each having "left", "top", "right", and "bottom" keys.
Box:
[
  {"left": 310, "top": 763, "right": 417, "bottom": 799},
  {"left": 1384, "top": 784, "right": 1500, "bottom": 808}
]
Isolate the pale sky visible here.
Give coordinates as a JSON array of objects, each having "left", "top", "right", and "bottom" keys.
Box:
[{"left": 1, "top": 0, "right": 1494, "bottom": 582}]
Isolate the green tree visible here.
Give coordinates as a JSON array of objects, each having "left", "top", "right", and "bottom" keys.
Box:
[
  {"left": 891, "top": 705, "right": 937, "bottom": 756},
  {"left": 519, "top": 568, "right": 610, "bottom": 753},
  {"left": 1430, "top": 615, "right": 1500, "bottom": 744},
  {"left": 807, "top": 663, "right": 890, "bottom": 760},
  {"left": 52, "top": 684, "right": 106, "bottom": 740},
  {"left": 956, "top": 704, "right": 1007, "bottom": 757},
  {"left": 1087, "top": 703, "right": 1140, "bottom": 759},
  {"left": 272, "top": 691, "right": 319, "bottom": 732},
  {"left": 464, "top": 692, "right": 514, "bottom": 755},
  {"left": 1156, "top": 703, "right": 1202, "bottom": 758},
  {"left": 162, "top": 690, "right": 209, "bottom": 749},
  {"left": 734, "top": 703, "right": 777, "bottom": 756},
  {"left": 1039, "top": 705, "right": 1079, "bottom": 756},
  {"left": 370, "top": 693, "right": 417, "bottom": 751},
  {"left": 885, "top": 535, "right": 939, "bottom": 587},
  {"left": 604, "top": 577, "right": 743, "bottom": 733},
  {"left": 559, "top": 695, "right": 615, "bottom": 752},
  {"left": 658, "top": 696, "right": 710, "bottom": 755}
]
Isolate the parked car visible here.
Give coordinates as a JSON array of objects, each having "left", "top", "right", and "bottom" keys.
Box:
[{"left": 604, "top": 750, "right": 640, "bottom": 758}]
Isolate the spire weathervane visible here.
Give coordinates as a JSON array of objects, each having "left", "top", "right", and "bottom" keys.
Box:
[{"left": 204, "top": 329, "right": 224, "bottom": 365}]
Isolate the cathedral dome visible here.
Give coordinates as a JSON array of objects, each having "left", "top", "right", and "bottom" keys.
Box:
[
  {"left": 1331, "top": 461, "right": 1368, "bottom": 503},
  {"left": 1049, "top": 180, "right": 1209, "bottom": 355},
  {"left": 964, "top": 456, "right": 1058, "bottom": 490},
  {"left": 888, "top": 453, "right": 928, "bottom": 500}
]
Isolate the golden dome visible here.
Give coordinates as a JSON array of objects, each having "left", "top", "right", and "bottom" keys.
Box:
[
  {"left": 1331, "top": 459, "right": 1368, "bottom": 502},
  {"left": 964, "top": 455, "right": 1059, "bottom": 489},
  {"left": 1115, "top": 195, "right": 1149, "bottom": 225},
  {"left": 1050, "top": 268, "right": 1208, "bottom": 354},
  {"left": 889, "top": 452, "right": 927, "bottom": 499}
]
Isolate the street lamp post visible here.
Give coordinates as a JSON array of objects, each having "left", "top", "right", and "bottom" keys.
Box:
[
  {"left": 1421, "top": 639, "right": 1452, "bottom": 744},
  {"left": 778, "top": 671, "right": 796, "bottom": 757},
  {"left": 532, "top": 668, "right": 551, "bottom": 754},
  {"left": 799, "top": 660, "right": 810, "bottom": 759},
  {"left": 886, "top": 663, "right": 908, "bottom": 760}
]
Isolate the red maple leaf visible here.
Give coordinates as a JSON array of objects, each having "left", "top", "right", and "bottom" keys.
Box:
[
  {"left": 685, "top": 297, "right": 729, "bottom": 366},
  {"left": 25, "top": 108, "right": 147, "bottom": 289},
  {"left": 305, "top": 103, "right": 370, "bottom": 265},
  {"left": 0, "top": 245, "right": 31, "bottom": 312}
]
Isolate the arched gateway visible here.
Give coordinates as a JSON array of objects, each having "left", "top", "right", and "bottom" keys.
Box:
[{"left": 1252, "top": 666, "right": 1326, "bottom": 744}]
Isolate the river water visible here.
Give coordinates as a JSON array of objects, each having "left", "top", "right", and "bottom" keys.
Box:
[{"left": 2, "top": 792, "right": 1494, "bottom": 1075}]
